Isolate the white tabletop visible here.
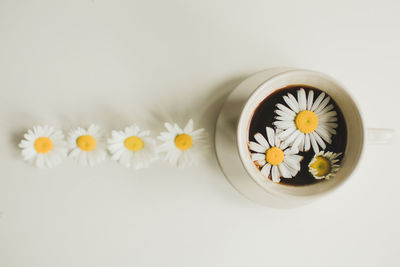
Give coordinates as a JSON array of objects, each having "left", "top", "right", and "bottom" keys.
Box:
[{"left": 1, "top": 1, "right": 399, "bottom": 266}]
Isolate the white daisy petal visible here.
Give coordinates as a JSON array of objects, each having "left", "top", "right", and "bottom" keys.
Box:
[
  {"left": 316, "top": 104, "right": 334, "bottom": 116},
  {"left": 278, "top": 163, "right": 292, "bottom": 178},
  {"left": 261, "top": 163, "right": 271, "bottom": 177},
  {"left": 307, "top": 90, "right": 314, "bottom": 110},
  {"left": 88, "top": 124, "right": 100, "bottom": 135},
  {"left": 24, "top": 132, "right": 34, "bottom": 141},
  {"left": 164, "top": 123, "right": 176, "bottom": 134},
  {"left": 173, "top": 123, "right": 183, "bottom": 134},
  {"left": 319, "top": 116, "right": 338, "bottom": 123},
  {"left": 266, "top": 127, "right": 275, "bottom": 147},
  {"left": 22, "top": 148, "right": 36, "bottom": 160},
  {"left": 276, "top": 103, "right": 297, "bottom": 117},
  {"left": 284, "top": 155, "right": 302, "bottom": 171},
  {"left": 273, "top": 120, "right": 296, "bottom": 130},
  {"left": 319, "top": 111, "right": 337, "bottom": 120},
  {"left": 309, "top": 132, "right": 319, "bottom": 153},
  {"left": 282, "top": 129, "right": 301, "bottom": 145},
  {"left": 283, "top": 161, "right": 299, "bottom": 177},
  {"left": 249, "top": 141, "right": 267, "bottom": 153},
  {"left": 278, "top": 126, "right": 297, "bottom": 141},
  {"left": 254, "top": 133, "right": 270, "bottom": 149},
  {"left": 108, "top": 142, "right": 124, "bottom": 152},
  {"left": 157, "top": 132, "right": 174, "bottom": 142},
  {"left": 297, "top": 88, "right": 307, "bottom": 111},
  {"left": 313, "top": 132, "right": 326, "bottom": 150},
  {"left": 69, "top": 148, "right": 81, "bottom": 158},
  {"left": 311, "top": 92, "right": 326, "bottom": 111},
  {"left": 169, "top": 149, "right": 181, "bottom": 165},
  {"left": 251, "top": 153, "right": 265, "bottom": 162},
  {"left": 288, "top": 93, "right": 301, "bottom": 112},
  {"left": 275, "top": 116, "right": 292, "bottom": 121},
  {"left": 19, "top": 140, "right": 32, "bottom": 148},
  {"left": 164, "top": 149, "right": 173, "bottom": 161},
  {"left": 191, "top": 128, "right": 206, "bottom": 139},
  {"left": 183, "top": 119, "right": 194, "bottom": 133},
  {"left": 279, "top": 141, "right": 289, "bottom": 150},
  {"left": 111, "top": 148, "right": 125, "bottom": 161},
  {"left": 304, "top": 133, "right": 311, "bottom": 151},
  {"left": 291, "top": 134, "right": 304, "bottom": 151},
  {"left": 158, "top": 141, "right": 174, "bottom": 152},
  {"left": 283, "top": 94, "right": 300, "bottom": 113},
  {"left": 257, "top": 159, "right": 266, "bottom": 166},
  {"left": 33, "top": 126, "right": 42, "bottom": 136},
  {"left": 275, "top": 109, "right": 296, "bottom": 120},
  {"left": 324, "top": 122, "right": 338, "bottom": 129},
  {"left": 138, "top": 130, "right": 150, "bottom": 137},
  {"left": 290, "top": 144, "right": 300, "bottom": 154},
  {"left": 315, "top": 127, "right": 332, "bottom": 144},
  {"left": 271, "top": 165, "right": 280, "bottom": 183},
  {"left": 274, "top": 134, "right": 281, "bottom": 147},
  {"left": 314, "top": 96, "right": 331, "bottom": 114},
  {"left": 126, "top": 125, "right": 140, "bottom": 136}
]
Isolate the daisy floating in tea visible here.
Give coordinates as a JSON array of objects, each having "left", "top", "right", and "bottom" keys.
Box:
[
  {"left": 273, "top": 88, "right": 338, "bottom": 153},
  {"left": 107, "top": 124, "right": 158, "bottom": 169},
  {"left": 67, "top": 124, "right": 107, "bottom": 166},
  {"left": 19, "top": 125, "right": 67, "bottom": 168},
  {"left": 308, "top": 151, "right": 341, "bottom": 180},
  {"left": 157, "top": 119, "right": 207, "bottom": 168},
  {"left": 249, "top": 127, "right": 303, "bottom": 183}
]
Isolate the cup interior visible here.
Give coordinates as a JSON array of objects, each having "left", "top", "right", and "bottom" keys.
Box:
[{"left": 237, "top": 70, "right": 364, "bottom": 198}]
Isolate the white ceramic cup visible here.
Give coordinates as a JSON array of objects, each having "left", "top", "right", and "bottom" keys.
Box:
[{"left": 215, "top": 68, "right": 395, "bottom": 208}]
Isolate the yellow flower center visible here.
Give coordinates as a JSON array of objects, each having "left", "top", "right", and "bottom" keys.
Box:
[
  {"left": 295, "top": 110, "right": 319, "bottom": 133},
  {"left": 174, "top": 134, "right": 192, "bottom": 151},
  {"left": 34, "top": 137, "right": 53, "bottom": 154},
  {"left": 124, "top": 136, "right": 144, "bottom": 151},
  {"left": 265, "top": 147, "right": 284, "bottom": 165},
  {"left": 310, "top": 156, "right": 331, "bottom": 177},
  {"left": 76, "top": 135, "right": 96, "bottom": 151}
]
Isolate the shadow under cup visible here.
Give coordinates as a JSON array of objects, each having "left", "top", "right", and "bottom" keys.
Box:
[{"left": 237, "top": 70, "right": 364, "bottom": 199}]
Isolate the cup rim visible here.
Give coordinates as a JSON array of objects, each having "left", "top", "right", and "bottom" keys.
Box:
[{"left": 236, "top": 68, "right": 365, "bottom": 199}]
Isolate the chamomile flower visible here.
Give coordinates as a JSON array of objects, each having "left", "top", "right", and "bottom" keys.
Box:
[
  {"left": 67, "top": 124, "right": 106, "bottom": 166},
  {"left": 273, "top": 88, "right": 338, "bottom": 153},
  {"left": 107, "top": 124, "right": 158, "bottom": 169},
  {"left": 18, "top": 125, "right": 67, "bottom": 168},
  {"left": 249, "top": 127, "right": 303, "bottom": 183},
  {"left": 157, "top": 119, "right": 207, "bottom": 168},
  {"left": 308, "top": 151, "right": 342, "bottom": 180}
]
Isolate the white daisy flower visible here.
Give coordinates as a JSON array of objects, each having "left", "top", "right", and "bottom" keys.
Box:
[
  {"left": 308, "top": 151, "right": 342, "bottom": 180},
  {"left": 18, "top": 125, "right": 67, "bottom": 168},
  {"left": 249, "top": 127, "right": 303, "bottom": 183},
  {"left": 157, "top": 119, "right": 207, "bottom": 168},
  {"left": 273, "top": 88, "right": 338, "bottom": 153},
  {"left": 67, "top": 124, "right": 107, "bottom": 166},
  {"left": 107, "top": 124, "right": 158, "bottom": 169}
]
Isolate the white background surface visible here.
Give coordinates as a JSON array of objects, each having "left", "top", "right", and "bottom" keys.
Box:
[{"left": 0, "top": 0, "right": 399, "bottom": 266}]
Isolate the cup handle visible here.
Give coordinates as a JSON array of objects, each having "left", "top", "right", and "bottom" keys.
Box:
[{"left": 366, "top": 128, "right": 396, "bottom": 145}]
